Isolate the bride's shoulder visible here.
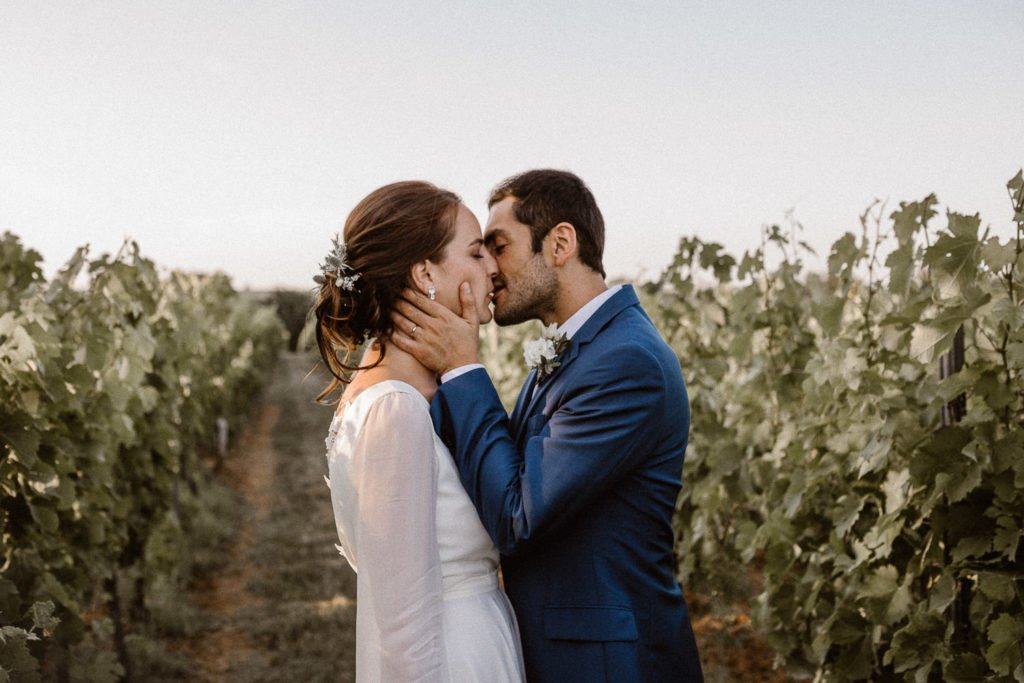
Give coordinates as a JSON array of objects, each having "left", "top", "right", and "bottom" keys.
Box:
[
  {"left": 343, "top": 379, "right": 429, "bottom": 415},
  {"left": 348, "top": 383, "right": 437, "bottom": 449}
]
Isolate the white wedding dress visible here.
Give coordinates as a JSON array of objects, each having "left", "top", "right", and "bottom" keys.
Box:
[{"left": 324, "top": 379, "right": 525, "bottom": 682}]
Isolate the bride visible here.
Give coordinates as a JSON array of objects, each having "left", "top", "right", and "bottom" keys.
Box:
[{"left": 313, "top": 181, "right": 525, "bottom": 681}]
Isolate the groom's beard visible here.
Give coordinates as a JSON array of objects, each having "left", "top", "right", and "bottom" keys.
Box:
[{"left": 493, "top": 255, "right": 558, "bottom": 326}]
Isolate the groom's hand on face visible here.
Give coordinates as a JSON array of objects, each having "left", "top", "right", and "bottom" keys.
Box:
[{"left": 390, "top": 282, "right": 481, "bottom": 376}]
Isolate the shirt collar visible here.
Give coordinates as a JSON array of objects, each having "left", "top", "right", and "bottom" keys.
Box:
[{"left": 557, "top": 285, "right": 622, "bottom": 340}]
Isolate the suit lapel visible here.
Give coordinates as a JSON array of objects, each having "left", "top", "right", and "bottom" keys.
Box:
[
  {"left": 521, "top": 340, "right": 578, "bottom": 418},
  {"left": 518, "top": 285, "right": 641, "bottom": 421},
  {"left": 509, "top": 368, "right": 537, "bottom": 442}
]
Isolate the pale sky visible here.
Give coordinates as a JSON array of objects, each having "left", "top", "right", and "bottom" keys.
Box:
[{"left": 2, "top": 1, "right": 1022, "bottom": 290}]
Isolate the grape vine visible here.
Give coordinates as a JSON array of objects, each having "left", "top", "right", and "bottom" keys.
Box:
[
  {"left": 644, "top": 171, "right": 1024, "bottom": 682},
  {"left": 0, "top": 236, "right": 286, "bottom": 681}
]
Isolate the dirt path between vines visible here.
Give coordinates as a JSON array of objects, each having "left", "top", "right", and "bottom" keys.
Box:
[
  {"left": 183, "top": 400, "right": 278, "bottom": 679},
  {"left": 176, "top": 353, "right": 356, "bottom": 682}
]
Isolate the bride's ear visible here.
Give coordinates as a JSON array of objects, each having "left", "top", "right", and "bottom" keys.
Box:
[{"left": 409, "top": 261, "right": 434, "bottom": 298}]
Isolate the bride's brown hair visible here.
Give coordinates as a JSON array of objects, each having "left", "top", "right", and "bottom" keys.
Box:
[{"left": 313, "top": 181, "right": 461, "bottom": 401}]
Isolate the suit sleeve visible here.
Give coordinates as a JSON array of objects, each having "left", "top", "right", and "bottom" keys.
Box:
[{"left": 431, "top": 345, "right": 666, "bottom": 556}]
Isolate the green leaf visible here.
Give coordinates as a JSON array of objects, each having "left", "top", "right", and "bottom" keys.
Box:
[
  {"left": 986, "top": 612, "right": 1024, "bottom": 676},
  {"left": 952, "top": 534, "right": 990, "bottom": 563},
  {"left": 978, "top": 572, "right": 1015, "bottom": 604},
  {"left": 832, "top": 494, "right": 864, "bottom": 537},
  {"left": 737, "top": 249, "right": 762, "bottom": 279},
  {"left": 0, "top": 629, "right": 40, "bottom": 681},
  {"left": 923, "top": 215, "right": 982, "bottom": 299},
  {"left": 29, "top": 601, "right": 58, "bottom": 632},
  {"left": 812, "top": 292, "right": 847, "bottom": 336},
  {"left": 882, "top": 468, "right": 910, "bottom": 515},
  {"left": 862, "top": 564, "right": 913, "bottom": 625},
  {"left": 891, "top": 195, "right": 938, "bottom": 249},
  {"left": 975, "top": 368, "right": 1016, "bottom": 411},
  {"left": 1007, "top": 341, "right": 1024, "bottom": 370},
  {"left": 782, "top": 469, "right": 806, "bottom": 517},
  {"left": 910, "top": 426, "right": 971, "bottom": 486},
  {"left": 980, "top": 236, "right": 1016, "bottom": 272},
  {"left": 987, "top": 296, "right": 1019, "bottom": 335},
  {"left": 828, "top": 232, "right": 859, "bottom": 277},
  {"left": 0, "top": 425, "right": 40, "bottom": 469},
  {"left": 45, "top": 246, "right": 88, "bottom": 303},
  {"left": 28, "top": 501, "right": 58, "bottom": 534},
  {"left": 697, "top": 242, "right": 736, "bottom": 282},
  {"left": 864, "top": 565, "right": 897, "bottom": 602},
  {"left": 885, "top": 576, "right": 913, "bottom": 625},
  {"left": 943, "top": 653, "right": 988, "bottom": 682},
  {"left": 1008, "top": 169, "right": 1024, "bottom": 222},
  {"left": 992, "top": 432, "right": 1024, "bottom": 473},
  {"left": 888, "top": 611, "right": 945, "bottom": 674},
  {"left": 928, "top": 571, "right": 956, "bottom": 613},
  {"left": 1008, "top": 169, "right": 1024, "bottom": 192},
  {"left": 993, "top": 516, "right": 1021, "bottom": 559},
  {"left": 857, "top": 435, "right": 890, "bottom": 477},
  {"left": 834, "top": 634, "right": 875, "bottom": 680},
  {"left": 886, "top": 243, "right": 915, "bottom": 295},
  {"left": 947, "top": 460, "right": 983, "bottom": 503},
  {"left": 909, "top": 306, "right": 970, "bottom": 363},
  {"left": 825, "top": 607, "right": 872, "bottom": 646},
  {"left": 0, "top": 322, "right": 38, "bottom": 371}
]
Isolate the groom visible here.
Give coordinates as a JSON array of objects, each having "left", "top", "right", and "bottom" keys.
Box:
[{"left": 392, "top": 169, "right": 703, "bottom": 681}]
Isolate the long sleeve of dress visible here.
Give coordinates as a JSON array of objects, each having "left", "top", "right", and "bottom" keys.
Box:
[{"left": 352, "top": 392, "right": 448, "bottom": 681}]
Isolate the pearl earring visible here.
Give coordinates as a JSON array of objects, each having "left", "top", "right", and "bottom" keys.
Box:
[{"left": 428, "top": 286, "right": 436, "bottom": 301}]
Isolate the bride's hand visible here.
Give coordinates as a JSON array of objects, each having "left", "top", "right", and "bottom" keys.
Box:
[{"left": 390, "top": 282, "right": 480, "bottom": 376}]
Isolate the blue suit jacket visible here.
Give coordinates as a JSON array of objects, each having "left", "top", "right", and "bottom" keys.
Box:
[{"left": 431, "top": 285, "right": 703, "bottom": 682}]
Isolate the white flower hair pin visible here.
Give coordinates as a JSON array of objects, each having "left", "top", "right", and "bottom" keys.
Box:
[
  {"left": 314, "top": 234, "right": 361, "bottom": 291},
  {"left": 523, "top": 323, "right": 571, "bottom": 381}
]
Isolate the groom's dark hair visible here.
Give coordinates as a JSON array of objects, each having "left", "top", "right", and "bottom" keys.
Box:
[{"left": 488, "top": 169, "right": 605, "bottom": 278}]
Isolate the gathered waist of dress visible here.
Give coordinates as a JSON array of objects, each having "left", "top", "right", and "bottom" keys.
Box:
[{"left": 442, "top": 571, "right": 500, "bottom": 600}]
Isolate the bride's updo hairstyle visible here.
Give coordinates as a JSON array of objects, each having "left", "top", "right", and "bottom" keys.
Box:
[{"left": 314, "top": 181, "right": 461, "bottom": 400}]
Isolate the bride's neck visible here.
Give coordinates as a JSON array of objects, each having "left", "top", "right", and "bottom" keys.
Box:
[{"left": 354, "top": 339, "right": 437, "bottom": 399}]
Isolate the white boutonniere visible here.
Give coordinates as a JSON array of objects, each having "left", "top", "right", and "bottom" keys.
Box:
[{"left": 523, "top": 323, "right": 571, "bottom": 380}]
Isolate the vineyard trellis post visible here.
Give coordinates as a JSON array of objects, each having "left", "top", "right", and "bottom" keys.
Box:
[
  {"left": 939, "top": 324, "right": 966, "bottom": 426},
  {"left": 939, "top": 323, "right": 971, "bottom": 650}
]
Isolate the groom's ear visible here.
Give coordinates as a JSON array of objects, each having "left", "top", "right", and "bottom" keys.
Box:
[
  {"left": 409, "top": 261, "right": 434, "bottom": 297},
  {"left": 546, "top": 222, "right": 577, "bottom": 268}
]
